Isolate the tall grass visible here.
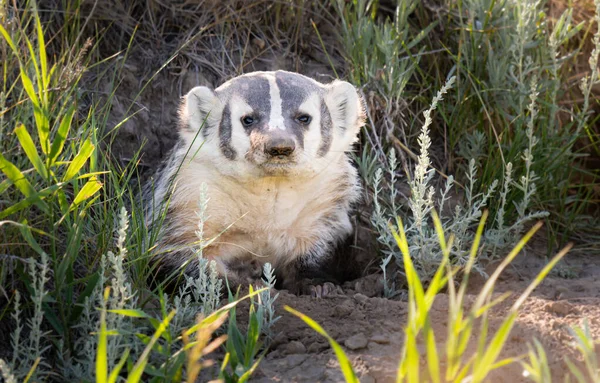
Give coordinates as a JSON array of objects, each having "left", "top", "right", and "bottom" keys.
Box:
[
  {"left": 0, "top": 3, "right": 276, "bottom": 381},
  {"left": 0, "top": 0, "right": 598, "bottom": 382}
]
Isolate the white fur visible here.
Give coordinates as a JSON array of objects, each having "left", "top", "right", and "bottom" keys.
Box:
[
  {"left": 229, "top": 94, "right": 253, "bottom": 157},
  {"left": 324, "top": 80, "right": 363, "bottom": 154},
  {"left": 299, "top": 93, "right": 321, "bottom": 160},
  {"left": 266, "top": 75, "right": 286, "bottom": 131}
]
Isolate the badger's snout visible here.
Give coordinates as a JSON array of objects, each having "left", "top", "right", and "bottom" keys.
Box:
[{"left": 265, "top": 137, "right": 296, "bottom": 157}]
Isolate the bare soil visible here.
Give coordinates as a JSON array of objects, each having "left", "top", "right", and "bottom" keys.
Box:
[{"left": 246, "top": 247, "right": 600, "bottom": 383}]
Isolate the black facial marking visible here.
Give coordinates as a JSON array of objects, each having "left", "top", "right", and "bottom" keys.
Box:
[
  {"left": 236, "top": 77, "right": 271, "bottom": 135},
  {"left": 190, "top": 93, "right": 213, "bottom": 139},
  {"left": 318, "top": 100, "right": 333, "bottom": 157},
  {"left": 336, "top": 98, "right": 348, "bottom": 131},
  {"left": 276, "top": 72, "right": 320, "bottom": 149},
  {"left": 219, "top": 104, "right": 236, "bottom": 160}
]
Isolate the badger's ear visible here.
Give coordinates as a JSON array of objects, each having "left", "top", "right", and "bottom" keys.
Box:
[
  {"left": 180, "top": 86, "right": 222, "bottom": 134},
  {"left": 324, "top": 80, "right": 366, "bottom": 137}
]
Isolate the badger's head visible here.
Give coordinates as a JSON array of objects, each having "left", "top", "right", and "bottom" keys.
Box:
[{"left": 179, "top": 71, "right": 365, "bottom": 179}]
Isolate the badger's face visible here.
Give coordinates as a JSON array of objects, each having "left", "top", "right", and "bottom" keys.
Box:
[{"left": 179, "top": 71, "right": 365, "bottom": 179}]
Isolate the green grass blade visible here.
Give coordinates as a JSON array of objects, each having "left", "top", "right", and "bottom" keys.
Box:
[
  {"left": 0, "top": 22, "right": 17, "bottom": 53},
  {"left": 49, "top": 105, "right": 75, "bottom": 165},
  {"left": 285, "top": 306, "right": 359, "bottom": 383},
  {"left": 425, "top": 324, "right": 440, "bottom": 383},
  {"left": 458, "top": 211, "right": 489, "bottom": 302},
  {"left": 96, "top": 288, "right": 110, "bottom": 383},
  {"left": 238, "top": 356, "right": 264, "bottom": 383},
  {"left": 108, "top": 349, "right": 131, "bottom": 383},
  {"left": 35, "top": 10, "right": 49, "bottom": 91},
  {"left": 14, "top": 124, "right": 47, "bottom": 179},
  {"left": 399, "top": 326, "right": 420, "bottom": 383},
  {"left": 472, "top": 313, "right": 517, "bottom": 382},
  {"left": 0, "top": 152, "right": 51, "bottom": 215},
  {"left": 0, "top": 152, "right": 36, "bottom": 197},
  {"left": 184, "top": 287, "right": 267, "bottom": 336},
  {"left": 23, "top": 35, "right": 41, "bottom": 91},
  {"left": 565, "top": 358, "right": 587, "bottom": 383},
  {"left": 23, "top": 357, "right": 40, "bottom": 383},
  {"left": 107, "top": 309, "right": 153, "bottom": 319},
  {"left": 72, "top": 177, "right": 103, "bottom": 206},
  {"left": 511, "top": 243, "right": 572, "bottom": 311},
  {"left": 0, "top": 183, "right": 59, "bottom": 219},
  {"left": 18, "top": 68, "right": 49, "bottom": 154},
  {"left": 0, "top": 179, "right": 12, "bottom": 195},
  {"left": 17, "top": 221, "right": 46, "bottom": 257},
  {"left": 404, "top": 21, "right": 438, "bottom": 51},
  {"left": 63, "top": 139, "right": 95, "bottom": 181},
  {"left": 473, "top": 221, "right": 542, "bottom": 312},
  {"left": 126, "top": 310, "right": 176, "bottom": 383}
]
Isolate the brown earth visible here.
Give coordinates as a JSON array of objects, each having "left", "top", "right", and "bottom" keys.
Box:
[{"left": 241, "top": 246, "right": 600, "bottom": 383}]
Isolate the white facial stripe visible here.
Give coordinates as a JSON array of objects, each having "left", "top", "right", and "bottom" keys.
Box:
[
  {"left": 301, "top": 94, "right": 321, "bottom": 158},
  {"left": 229, "top": 95, "right": 253, "bottom": 155},
  {"left": 267, "top": 76, "right": 286, "bottom": 131}
]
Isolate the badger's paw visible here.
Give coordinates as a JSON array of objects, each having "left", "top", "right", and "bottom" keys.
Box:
[{"left": 309, "top": 282, "right": 343, "bottom": 298}]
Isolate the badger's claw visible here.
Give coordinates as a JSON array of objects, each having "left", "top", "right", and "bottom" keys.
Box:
[{"left": 310, "top": 282, "right": 339, "bottom": 298}]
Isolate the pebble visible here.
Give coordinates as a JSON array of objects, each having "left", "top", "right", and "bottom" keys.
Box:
[
  {"left": 284, "top": 340, "right": 307, "bottom": 355},
  {"left": 353, "top": 293, "right": 369, "bottom": 304},
  {"left": 369, "top": 334, "right": 390, "bottom": 344},
  {"left": 333, "top": 300, "right": 354, "bottom": 317},
  {"left": 344, "top": 333, "right": 369, "bottom": 350},
  {"left": 546, "top": 301, "right": 575, "bottom": 316},
  {"left": 284, "top": 354, "right": 308, "bottom": 368}
]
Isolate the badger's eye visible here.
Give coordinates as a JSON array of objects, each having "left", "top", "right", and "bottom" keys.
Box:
[
  {"left": 241, "top": 115, "right": 257, "bottom": 127},
  {"left": 296, "top": 114, "right": 312, "bottom": 125}
]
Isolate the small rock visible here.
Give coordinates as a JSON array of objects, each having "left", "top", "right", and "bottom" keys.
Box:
[
  {"left": 284, "top": 340, "right": 307, "bottom": 355},
  {"left": 284, "top": 354, "right": 308, "bottom": 368},
  {"left": 369, "top": 334, "right": 390, "bottom": 344},
  {"left": 546, "top": 301, "right": 575, "bottom": 316},
  {"left": 344, "top": 333, "right": 369, "bottom": 350},
  {"left": 333, "top": 300, "right": 354, "bottom": 317},
  {"left": 353, "top": 293, "right": 369, "bottom": 304},
  {"left": 308, "top": 342, "right": 329, "bottom": 353}
]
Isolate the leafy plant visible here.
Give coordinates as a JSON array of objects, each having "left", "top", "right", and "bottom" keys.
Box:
[{"left": 220, "top": 285, "right": 266, "bottom": 383}]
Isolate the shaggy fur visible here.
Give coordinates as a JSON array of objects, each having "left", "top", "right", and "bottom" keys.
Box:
[{"left": 145, "top": 70, "right": 365, "bottom": 291}]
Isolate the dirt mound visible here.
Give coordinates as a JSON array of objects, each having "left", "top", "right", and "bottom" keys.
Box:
[{"left": 247, "top": 249, "right": 600, "bottom": 382}]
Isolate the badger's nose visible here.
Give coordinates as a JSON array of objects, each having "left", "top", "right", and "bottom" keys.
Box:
[{"left": 265, "top": 138, "right": 296, "bottom": 157}]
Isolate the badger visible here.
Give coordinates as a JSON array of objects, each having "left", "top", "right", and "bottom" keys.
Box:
[{"left": 145, "top": 70, "right": 365, "bottom": 295}]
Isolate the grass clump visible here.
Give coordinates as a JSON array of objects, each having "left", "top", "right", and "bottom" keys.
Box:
[{"left": 290, "top": 211, "right": 575, "bottom": 382}]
